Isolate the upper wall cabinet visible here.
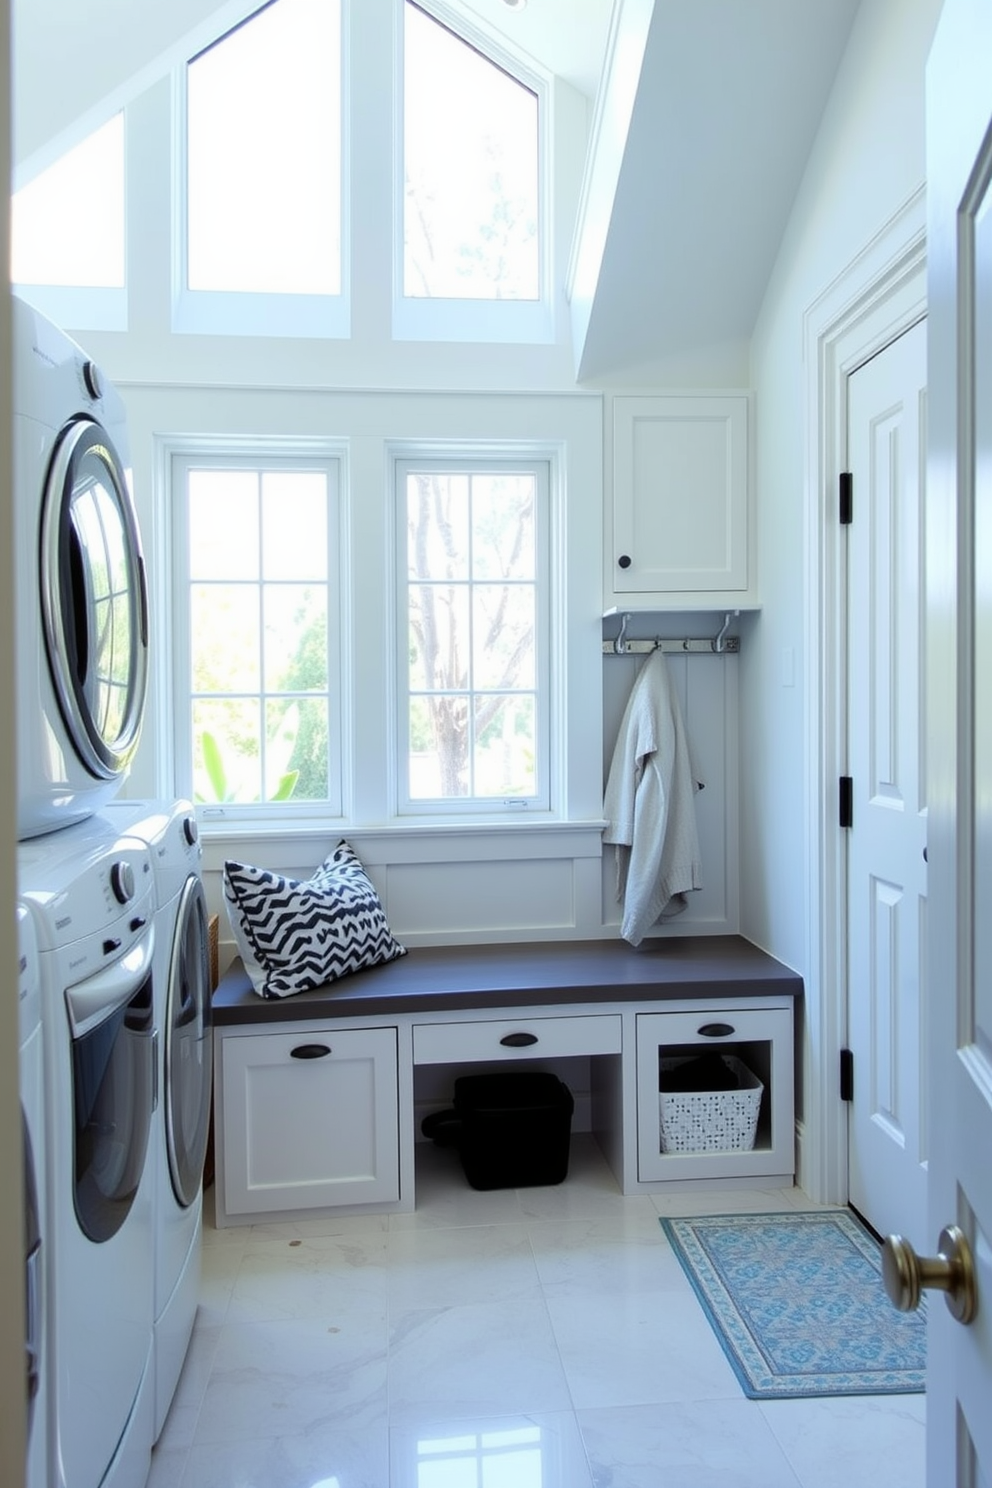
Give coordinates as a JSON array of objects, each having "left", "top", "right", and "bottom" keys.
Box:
[{"left": 607, "top": 394, "right": 754, "bottom": 609}]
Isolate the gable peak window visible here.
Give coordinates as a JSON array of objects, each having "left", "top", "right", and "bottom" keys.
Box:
[
  {"left": 11, "top": 112, "right": 126, "bottom": 330},
  {"left": 403, "top": 1, "right": 539, "bottom": 302},
  {"left": 397, "top": 1, "right": 551, "bottom": 343},
  {"left": 177, "top": 0, "right": 345, "bottom": 337}
]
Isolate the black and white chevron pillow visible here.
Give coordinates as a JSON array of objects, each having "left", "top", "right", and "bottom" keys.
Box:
[{"left": 223, "top": 840, "right": 406, "bottom": 999}]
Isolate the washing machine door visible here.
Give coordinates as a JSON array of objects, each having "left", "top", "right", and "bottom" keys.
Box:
[
  {"left": 165, "top": 878, "right": 213, "bottom": 1208},
  {"left": 40, "top": 417, "right": 149, "bottom": 780},
  {"left": 67, "top": 939, "right": 156, "bottom": 1242}
]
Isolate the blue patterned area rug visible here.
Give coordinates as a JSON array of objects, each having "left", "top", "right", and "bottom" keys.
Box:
[{"left": 660, "top": 1210, "right": 927, "bottom": 1399}]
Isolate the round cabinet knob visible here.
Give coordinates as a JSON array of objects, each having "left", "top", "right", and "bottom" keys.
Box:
[
  {"left": 617, "top": 554, "right": 632, "bottom": 569},
  {"left": 110, "top": 860, "right": 136, "bottom": 905},
  {"left": 82, "top": 360, "right": 103, "bottom": 400},
  {"left": 882, "top": 1225, "right": 977, "bottom": 1324}
]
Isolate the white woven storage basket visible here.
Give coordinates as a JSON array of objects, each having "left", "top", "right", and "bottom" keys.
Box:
[{"left": 658, "top": 1054, "right": 763, "bottom": 1153}]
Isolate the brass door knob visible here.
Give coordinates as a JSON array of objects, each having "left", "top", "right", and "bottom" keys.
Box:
[{"left": 881, "top": 1225, "right": 977, "bottom": 1324}]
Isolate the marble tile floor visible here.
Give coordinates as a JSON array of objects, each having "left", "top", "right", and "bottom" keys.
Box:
[{"left": 147, "top": 1136, "right": 926, "bottom": 1488}]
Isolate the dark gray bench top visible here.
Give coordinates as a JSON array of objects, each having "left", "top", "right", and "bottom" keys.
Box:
[{"left": 212, "top": 935, "right": 803, "bottom": 1025}]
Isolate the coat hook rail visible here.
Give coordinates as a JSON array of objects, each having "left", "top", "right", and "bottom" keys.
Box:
[{"left": 603, "top": 611, "right": 741, "bottom": 656}]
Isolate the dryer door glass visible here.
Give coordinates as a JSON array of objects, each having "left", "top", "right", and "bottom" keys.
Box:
[
  {"left": 40, "top": 417, "right": 149, "bottom": 778},
  {"left": 70, "top": 967, "right": 155, "bottom": 1243},
  {"left": 165, "top": 877, "right": 213, "bottom": 1208}
]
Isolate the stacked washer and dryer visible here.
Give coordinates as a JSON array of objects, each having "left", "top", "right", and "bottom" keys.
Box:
[{"left": 12, "top": 295, "right": 213, "bottom": 1488}]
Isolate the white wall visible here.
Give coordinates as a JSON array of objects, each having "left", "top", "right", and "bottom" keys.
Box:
[{"left": 743, "top": 0, "right": 943, "bottom": 974}]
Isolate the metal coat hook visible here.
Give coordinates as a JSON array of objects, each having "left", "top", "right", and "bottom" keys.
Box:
[
  {"left": 713, "top": 611, "right": 739, "bottom": 654},
  {"left": 602, "top": 610, "right": 741, "bottom": 656},
  {"left": 614, "top": 612, "right": 631, "bottom": 655}
]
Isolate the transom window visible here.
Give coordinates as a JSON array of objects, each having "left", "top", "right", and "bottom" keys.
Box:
[
  {"left": 396, "top": 454, "right": 550, "bottom": 812},
  {"left": 11, "top": 113, "right": 126, "bottom": 330},
  {"left": 171, "top": 452, "right": 342, "bottom": 819},
  {"left": 177, "top": 0, "right": 345, "bottom": 336},
  {"left": 396, "top": 1, "right": 550, "bottom": 343},
  {"left": 403, "top": 2, "right": 539, "bottom": 301}
]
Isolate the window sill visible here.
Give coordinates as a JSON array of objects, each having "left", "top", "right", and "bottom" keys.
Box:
[{"left": 199, "top": 817, "right": 608, "bottom": 872}]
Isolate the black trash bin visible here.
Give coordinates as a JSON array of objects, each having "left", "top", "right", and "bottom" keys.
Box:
[{"left": 422, "top": 1071, "right": 574, "bottom": 1190}]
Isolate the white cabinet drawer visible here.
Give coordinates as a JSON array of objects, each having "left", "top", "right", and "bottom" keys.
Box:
[
  {"left": 413, "top": 1013, "right": 622, "bottom": 1065},
  {"left": 636, "top": 1007, "right": 789, "bottom": 1047}
]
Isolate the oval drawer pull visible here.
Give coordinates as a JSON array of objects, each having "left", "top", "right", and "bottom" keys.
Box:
[
  {"left": 499, "top": 1031, "right": 539, "bottom": 1047},
  {"left": 290, "top": 1043, "right": 332, "bottom": 1059},
  {"left": 697, "top": 1022, "right": 735, "bottom": 1038}
]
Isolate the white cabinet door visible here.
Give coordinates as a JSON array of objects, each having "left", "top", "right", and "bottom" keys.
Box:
[
  {"left": 635, "top": 1006, "right": 794, "bottom": 1183},
  {"left": 221, "top": 1025, "right": 399, "bottom": 1217},
  {"left": 609, "top": 394, "right": 750, "bottom": 605}
]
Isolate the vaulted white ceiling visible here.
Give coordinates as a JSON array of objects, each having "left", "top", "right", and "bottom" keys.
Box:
[
  {"left": 11, "top": 0, "right": 862, "bottom": 385},
  {"left": 569, "top": 0, "right": 862, "bottom": 383},
  {"left": 11, "top": 0, "right": 613, "bottom": 172}
]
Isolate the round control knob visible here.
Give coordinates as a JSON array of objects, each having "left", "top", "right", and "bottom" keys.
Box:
[
  {"left": 182, "top": 815, "right": 198, "bottom": 848},
  {"left": 82, "top": 360, "right": 103, "bottom": 400},
  {"left": 618, "top": 554, "right": 632, "bottom": 569},
  {"left": 110, "top": 860, "right": 135, "bottom": 905}
]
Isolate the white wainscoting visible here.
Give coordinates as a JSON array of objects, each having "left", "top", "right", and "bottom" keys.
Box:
[{"left": 202, "top": 823, "right": 610, "bottom": 974}]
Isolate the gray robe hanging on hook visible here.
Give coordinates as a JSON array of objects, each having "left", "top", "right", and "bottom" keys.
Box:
[{"left": 603, "top": 649, "right": 703, "bottom": 945}]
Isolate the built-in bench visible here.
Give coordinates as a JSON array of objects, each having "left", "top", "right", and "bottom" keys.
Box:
[{"left": 211, "top": 935, "right": 803, "bottom": 1226}]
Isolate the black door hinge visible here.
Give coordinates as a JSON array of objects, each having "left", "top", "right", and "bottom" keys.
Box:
[
  {"left": 839, "top": 776, "right": 853, "bottom": 828},
  {"left": 839, "top": 472, "right": 853, "bottom": 524},
  {"left": 840, "top": 1048, "right": 854, "bottom": 1102}
]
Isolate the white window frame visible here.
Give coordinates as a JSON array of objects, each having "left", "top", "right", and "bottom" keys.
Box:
[
  {"left": 392, "top": 446, "right": 553, "bottom": 817},
  {"left": 392, "top": 0, "right": 554, "bottom": 345},
  {"left": 168, "top": 441, "right": 346, "bottom": 828},
  {"left": 171, "top": 1, "right": 351, "bottom": 340}
]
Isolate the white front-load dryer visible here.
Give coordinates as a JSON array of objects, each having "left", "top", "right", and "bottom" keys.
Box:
[
  {"left": 17, "top": 903, "right": 47, "bottom": 1488},
  {"left": 100, "top": 798, "right": 213, "bottom": 1440},
  {"left": 13, "top": 294, "right": 149, "bottom": 841},
  {"left": 19, "top": 817, "right": 157, "bottom": 1488}
]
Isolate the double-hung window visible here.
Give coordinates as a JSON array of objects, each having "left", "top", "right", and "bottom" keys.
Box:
[
  {"left": 171, "top": 450, "right": 342, "bottom": 820},
  {"left": 396, "top": 453, "right": 551, "bottom": 813}
]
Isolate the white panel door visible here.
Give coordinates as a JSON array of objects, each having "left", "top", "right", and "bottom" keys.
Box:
[
  {"left": 846, "top": 320, "right": 928, "bottom": 1248},
  {"left": 925, "top": 0, "right": 992, "bottom": 1480}
]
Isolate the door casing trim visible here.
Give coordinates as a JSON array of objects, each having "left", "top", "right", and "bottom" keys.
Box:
[{"left": 801, "top": 186, "right": 926, "bottom": 1204}]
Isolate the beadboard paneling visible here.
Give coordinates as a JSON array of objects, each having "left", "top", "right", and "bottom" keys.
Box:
[{"left": 601, "top": 642, "right": 740, "bottom": 936}]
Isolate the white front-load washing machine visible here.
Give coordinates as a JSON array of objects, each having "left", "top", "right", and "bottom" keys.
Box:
[
  {"left": 101, "top": 798, "right": 213, "bottom": 1439},
  {"left": 19, "top": 818, "right": 158, "bottom": 1488},
  {"left": 17, "top": 903, "right": 47, "bottom": 1488},
  {"left": 13, "top": 294, "right": 149, "bottom": 841}
]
